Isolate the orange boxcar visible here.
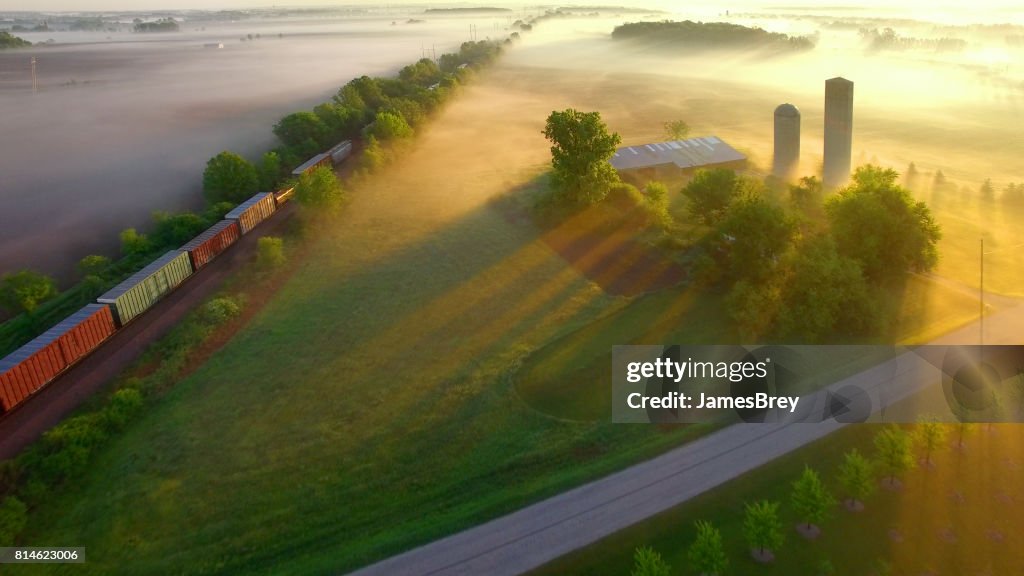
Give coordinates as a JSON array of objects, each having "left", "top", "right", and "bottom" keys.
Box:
[
  {"left": 0, "top": 304, "right": 117, "bottom": 414},
  {"left": 181, "top": 219, "right": 241, "bottom": 270}
]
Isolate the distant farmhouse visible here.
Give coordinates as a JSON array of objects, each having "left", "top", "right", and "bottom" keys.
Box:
[{"left": 609, "top": 136, "right": 746, "bottom": 181}]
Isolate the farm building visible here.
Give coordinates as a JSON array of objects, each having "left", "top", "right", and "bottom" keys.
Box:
[{"left": 609, "top": 136, "right": 746, "bottom": 181}]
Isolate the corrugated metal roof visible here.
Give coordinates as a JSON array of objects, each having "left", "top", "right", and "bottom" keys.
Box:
[
  {"left": 609, "top": 135, "right": 745, "bottom": 172},
  {"left": 0, "top": 304, "right": 107, "bottom": 371},
  {"left": 180, "top": 219, "right": 236, "bottom": 251},
  {"left": 327, "top": 140, "right": 352, "bottom": 156},
  {"left": 291, "top": 153, "right": 330, "bottom": 175},
  {"left": 97, "top": 251, "right": 187, "bottom": 302},
  {"left": 224, "top": 193, "right": 274, "bottom": 220}
]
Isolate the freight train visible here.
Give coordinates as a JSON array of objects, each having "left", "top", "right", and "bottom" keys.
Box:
[{"left": 0, "top": 141, "right": 352, "bottom": 416}]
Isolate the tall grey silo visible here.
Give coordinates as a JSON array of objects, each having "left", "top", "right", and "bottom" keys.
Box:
[
  {"left": 772, "top": 103, "right": 800, "bottom": 180},
  {"left": 823, "top": 77, "right": 854, "bottom": 188}
]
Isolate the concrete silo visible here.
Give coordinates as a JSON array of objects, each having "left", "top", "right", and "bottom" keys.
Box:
[
  {"left": 772, "top": 103, "right": 801, "bottom": 180},
  {"left": 823, "top": 77, "right": 854, "bottom": 189}
]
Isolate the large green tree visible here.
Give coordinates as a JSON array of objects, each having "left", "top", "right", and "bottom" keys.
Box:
[
  {"left": 542, "top": 109, "right": 622, "bottom": 205},
  {"left": 718, "top": 191, "right": 795, "bottom": 283},
  {"left": 258, "top": 151, "right": 283, "bottom": 191},
  {"left": 791, "top": 466, "right": 837, "bottom": 533},
  {"left": 273, "top": 111, "right": 329, "bottom": 151},
  {"left": 202, "top": 151, "right": 260, "bottom": 204},
  {"left": 0, "top": 270, "right": 58, "bottom": 315},
  {"left": 368, "top": 111, "right": 413, "bottom": 141},
  {"left": 399, "top": 58, "right": 442, "bottom": 86},
  {"left": 776, "top": 235, "right": 880, "bottom": 342},
  {"left": 681, "top": 168, "right": 738, "bottom": 224},
  {"left": 837, "top": 449, "right": 875, "bottom": 509},
  {"left": 874, "top": 425, "right": 914, "bottom": 487},
  {"left": 825, "top": 165, "right": 941, "bottom": 280},
  {"left": 294, "top": 166, "right": 345, "bottom": 212},
  {"left": 150, "top": 211, "right": 208, "bottom": 249},
  {"left": 743, "top": 500, "right": 784, "bottom": 560},
  {"left": 688, "top": 520, "right": 727, "bottom": 576}
]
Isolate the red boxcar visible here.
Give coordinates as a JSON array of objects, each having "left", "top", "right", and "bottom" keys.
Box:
[
  {"left": 181, "top": 219, "right": 241, "bottom": 270},
  {"left": 0, "top": 304, "right": 116, "bottom": 414}
]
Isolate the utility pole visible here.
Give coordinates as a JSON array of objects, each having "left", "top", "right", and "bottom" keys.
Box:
[
  {"left": 30, "top": 56, "right": 37, "bottom": 93},
  {"left": 980, "top": 237, "right": 984, "bottom": 348}
]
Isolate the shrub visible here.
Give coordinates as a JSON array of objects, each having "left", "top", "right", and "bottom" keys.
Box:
[
  {"left": 77, "top": 255, "right": 112, "bottom": 277},
  {"left": 202, "top": 297, "right": 243, "bottom": 325},
  {"left": 104, "top": 388, "right": 144, "bottom": 431},
  {"left": 257, "top": 237, "right": 286, "bottom": 270},
  {"left": 0, "top": 496, "right": 27, "bottom": 546}
]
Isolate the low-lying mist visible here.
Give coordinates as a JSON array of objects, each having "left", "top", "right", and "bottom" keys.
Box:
[{"left": 0, "top": 9, "right": 512, "bottom": 281}]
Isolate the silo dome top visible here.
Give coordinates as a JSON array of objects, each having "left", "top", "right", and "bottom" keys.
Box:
[{"left": 774, "top": 103, "right": 800, "bottom": 117}]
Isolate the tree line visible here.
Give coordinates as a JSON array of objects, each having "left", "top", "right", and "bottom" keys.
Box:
[
  {"left": 611, "top": 21, "right": 815, "bottom": 52},
  {"left": 537, "top": 108, "right": 941, "bottom": 344},
  {"left": 0, "top": 39, "right": 507, "bottom": 355}
]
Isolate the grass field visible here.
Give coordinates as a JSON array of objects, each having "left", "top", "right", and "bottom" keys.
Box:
[
  {"left": 11, "top": 73, "right": 712, "bottom": 575},
  {"left": 528, "top": 419, "right": 1024, "bottom": 576},
  {"left": 11, "top": 23, "right": 1016, "bottom": 576}
]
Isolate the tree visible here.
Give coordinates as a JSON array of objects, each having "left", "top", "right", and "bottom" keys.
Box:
[
  {"left": 726, "top": 279, "right": 780, "bottom": 342},
  {"left": 0, "top": 270, "right": 58, "bottom": 315},
  {"left": 273, "top": 111, "right": 329, "bottom": 150},
  {"left": 980, "top": 178, "right": 995, "bottom": 200},
  {"left": 788, "top": 175, "right": 823, "bottom": 213},
  {"left": 203, "top": 151, "right": 260, "bottom": 204},
  {"left": 256, "top": 237, "right": 286, "bottom": 270},
  {"left": 314, "top": 102, "right": 364, "bottom": 140},
  {"left": 825, "top": 165, "right": 941, "bottom": 280},
  {"left": 258, "top": 151, "right": 283, "bottom": 191},
  {"left": 294, "top": 166, "right": 345, "bottom": 212},
  {"left": 681, "top": 168, "right": 738, "bottom": 225},
  {"left": 542, "top": 109, "right": 622, "bottom": 206},
  {"left": 119, "top": 228, "right": 151, "bottom": 256},
  {"left": 399, "top": 57, "right": 442, "bottom": 86},
  {"left": 837, "top": 449, "right": 875, "bottom": 509},
  {"left": 791, "top": 466, "right": 836, "bottom": 534},
  {"left": 359, "top": 135, "right": 387, "bottom": 174},
  {"left": 368, "top": 110, "right": 413, "bottom": 140},
  {"left": 630, "top": 546, "right": 671, "bottom": 576},
  {"left": 663, "top": 119, "right": 690, "bottom": 140},
  {"left": 77, "top": 255, "right": 111, "bottom": 277},
  {"left": 743, "top": 500, "right": 783, "bottom": 561},
  {"left": 933, "top": 169, "right": 948, "bottom": 192},
  {"left": 776, "top": 235, "right": 880, "bottom": 342},
  {"left": 904, "top": 162, "right": 919, "bottom": 190},
  {"left": 688, "top": 520, "right": 727, "bottom": 576},
  {"left": 874, "top": 425, "right": 914, "bottom": 487},
  {"left": 718, "top": 190, "right": 795, "bottom": 283},
  {"left": 913, "top": 416, "right": 948, "bottom": 466},
  {"left": 150, "top": 211, "right": 208, "bottom": 249}
]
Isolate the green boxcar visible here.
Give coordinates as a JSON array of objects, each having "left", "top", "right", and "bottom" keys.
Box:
[{"left": 97, "top": 250, "right": 194, "bottom": 326}]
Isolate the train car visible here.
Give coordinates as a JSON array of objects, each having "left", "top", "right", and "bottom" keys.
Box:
[
  {"left": 0, "top": 304, "right": 116, "bottom": 414},
  {"left": 224, "top": 192, "right": 276, "bottom": 234},
  {"left": 181, "top": 219, "right": 241, "bottom": 270},
  {"left": 274, "top": 186, "right": 295, "bottom": 206},
  {"left": 290, "top": 153, "right": 332, "bottom": 178},
  {"left": 327, "top": 140, "right": 353, "bottom": 165},
  {"left": 97, "top": 250, "right": 194, "bottom": 327}
]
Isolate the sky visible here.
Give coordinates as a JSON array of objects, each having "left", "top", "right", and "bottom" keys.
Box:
[{"left": 4, "top": 0, "right": 1024, "bottom": 17}]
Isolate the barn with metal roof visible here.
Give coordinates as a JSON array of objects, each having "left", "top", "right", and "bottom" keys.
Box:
[{"left": 609, "top": 136, "right": 746, "bottom": 180}]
